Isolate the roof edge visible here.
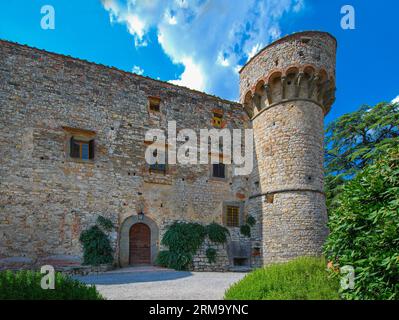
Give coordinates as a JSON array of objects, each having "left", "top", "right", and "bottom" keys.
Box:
[
  {"left": 0, "top": 38, "right": 242, "bottom": 107},
  {"left": 239, "top": 31, "right": 337, "bottom": 74}
]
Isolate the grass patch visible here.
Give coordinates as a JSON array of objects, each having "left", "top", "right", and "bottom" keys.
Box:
[
  {"left": 0, "top": 270, "right": 104, "bottom": 300},
  {"left": 225, "top": 257, "right": 340, "bottom": 300}
]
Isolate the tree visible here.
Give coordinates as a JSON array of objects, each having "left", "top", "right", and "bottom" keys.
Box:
[
  {"left": 324, "top": 145, "right": 399, "bottom": 300},
  {"left": 325, "top": 102, "right": 399, "bottom": 209}
]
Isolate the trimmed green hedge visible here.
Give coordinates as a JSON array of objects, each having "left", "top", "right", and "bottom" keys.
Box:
[
  {"left": 0, "top": 270, "right": 103, "bottom": 300},
  {"left": 225, "top": 257, "right": 340, "bottom": 300}
]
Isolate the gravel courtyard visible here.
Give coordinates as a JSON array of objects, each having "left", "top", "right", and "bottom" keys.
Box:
[{"left": 75, "top": 266, "right": 247, "bottom": 300}]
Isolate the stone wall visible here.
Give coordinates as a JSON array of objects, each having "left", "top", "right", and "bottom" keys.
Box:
[
  {"left": 0, "top": 40, "right": 257, "bottom": 271},
  {"left": 192, "top": 239, "right": 230, "bottom": 272}
]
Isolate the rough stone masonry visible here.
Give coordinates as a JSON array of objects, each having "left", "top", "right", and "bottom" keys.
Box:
[{"left": 0, "top": 31, "right": 336, "bottom": 272}]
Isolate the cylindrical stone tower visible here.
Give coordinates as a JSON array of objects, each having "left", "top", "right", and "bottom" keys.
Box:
[{"left": 240, "top": 31, "right": 337, "bottom": 264}]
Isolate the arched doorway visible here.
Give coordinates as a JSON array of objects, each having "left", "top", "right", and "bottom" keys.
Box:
[
  {"left": 129, "top": 223, "right": 151, "bottom": 265},
  {"left": 119, "top": 215, "right": 159, "bottom": 267}
]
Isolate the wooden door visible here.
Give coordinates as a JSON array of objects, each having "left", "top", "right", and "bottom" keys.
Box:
[{"left": 129, "top": 223, "right": 151, "bottom": 265}]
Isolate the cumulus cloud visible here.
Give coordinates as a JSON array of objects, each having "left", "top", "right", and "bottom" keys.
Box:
[
  {"left": 392, "top": 95, "right": 399, "bottom": 104},
  {"left": 101, "top": 0, "right": 305, "bottom": 100}
]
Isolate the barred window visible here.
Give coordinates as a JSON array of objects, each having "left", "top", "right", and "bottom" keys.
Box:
[{"left": 226, "top": 206, "right": 240, "bottom": 227}]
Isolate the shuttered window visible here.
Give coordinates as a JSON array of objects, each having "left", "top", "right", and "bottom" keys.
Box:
[{"left": 70, "top": 137, "right": 94, "bottom": 160}]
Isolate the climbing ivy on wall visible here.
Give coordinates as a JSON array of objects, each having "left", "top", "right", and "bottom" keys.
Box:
[
  {"left": 79, "top": 216, "right": 114, "bottom": 266},
  {"left": 240, "top": 215, "right": 256, "bottom": 238},
  {"left": 206, "top": 248, "right": 217, "bottom": 264},
  {"left": 156, "top": 221, "right": 229, "bottom": 270},
  {"left": 205, "top": 223, "right": 230, "bottom": 244}
]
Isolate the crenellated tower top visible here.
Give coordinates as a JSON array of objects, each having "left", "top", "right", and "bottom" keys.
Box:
[{"left": 239, "top": 31, "right": 337, "bottom": 119}]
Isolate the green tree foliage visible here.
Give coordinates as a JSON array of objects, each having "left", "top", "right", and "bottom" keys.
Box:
[
  {"left": 79, "top": 216, "right": 114, "bottom": 266},
  {"left": 0, "top": 270, "right": 103, "bottom": 300},
  {"left": 325, "top": 102, "right": 399, "bottom": 209},
  {"left": 225, "top": 257, "right": 340, "bottom": 300},
  {"left": 324, "top": 146, "right": 399, "bottom": 300}
]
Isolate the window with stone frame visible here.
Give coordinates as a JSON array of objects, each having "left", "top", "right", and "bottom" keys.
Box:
[
  {"left": 148, "top": 97, "right": 161, "bottom": 112},
  {"left": 212, "top": 110, "right": 223, "bottom": 128},
  {"left": 63, "top": 127, "right": 96, "bottom": 161},
  {"left": 225, "top": 205, "right": 240, "bottom": 227},
  {"left": 70, "top": 137, "right": 94, "bottom": 160}
]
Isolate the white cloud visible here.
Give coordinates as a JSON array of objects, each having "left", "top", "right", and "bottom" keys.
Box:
[
  {"left": 247, "top": 43, "right": 263, "bottom": 61},
  {"left": 169, "top": 57, "right": 205, "bottom": 91},
  {"left": 132, "top": 65, "right": 144, "bottom": 75},
  {"left": 101, "top": 0, "right": 305, "bottom": 100},
  {"left": 392, "top": 95, "right": 399, "bottom": 104}
]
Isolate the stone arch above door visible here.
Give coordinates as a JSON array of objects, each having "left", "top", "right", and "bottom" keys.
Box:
[{"left": 119, "top": 215, "right": 159, "bottom": 267}]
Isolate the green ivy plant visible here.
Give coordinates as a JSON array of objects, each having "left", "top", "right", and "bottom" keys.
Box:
[
  {"left": 206, "top": 248, "right": 217, "bottom": 264},
  {"left": 240, "top": 224, "right": 251, "bottom": 237},
  {"left": 156, "top": 221, "right": 230, "bottom": 270},
  {"left": 205, "top": 223, "right": 229, "bottom": 244},
  {"left": 79, "top": 216, "right": 114, "bottom": 266},
  {"left": 97, "top": 216, "right": 114, "bottom": 232},
  {"left": 240, "top": 216, "right": 256, "bottom": 238},
  {"left": 246, "top": 215, "right": 256, "bottom": 227}
]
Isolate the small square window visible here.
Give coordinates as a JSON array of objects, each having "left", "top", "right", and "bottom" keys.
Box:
[
  {"left": 212, "top": 163, "right": 225, "bottom": 178},
  {"left": 70, "top": 137, "right": 94, "bottom": 160},
  {"left": 149, "top": 97, "right": 161, "bottom": 112},
  {"left": 226, "top": 206, "right": 240, "bottom": 227},
  {"left": 212, "top": 112, "right": 223, "bottom": 128}
]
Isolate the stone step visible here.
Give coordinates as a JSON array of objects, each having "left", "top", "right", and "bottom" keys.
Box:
[{"left": 229, "top": 266, "right": 252, "bottom": 273}]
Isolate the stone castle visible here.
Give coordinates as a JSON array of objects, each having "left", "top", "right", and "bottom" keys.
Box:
[{"left": 0, "top": 31, "right": 336, "bottom": 271}]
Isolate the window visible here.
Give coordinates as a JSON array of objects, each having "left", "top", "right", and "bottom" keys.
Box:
[
  {"left": 149, "top": 163, "right": 167, "bottom": 174},
  {"left": 149, "top": 150, "right": 167, "bottom": 173},
  {"left": 212, "top": 163, "right": 225, "bottom": 178},
  {"left": 212, "top": 111, "right": 223, "bottom": 128},
  {"left": 149, "top": 97, "right": 161, "bottom": 112},
  {"left": 70, "top": 137, "right": 94, "bottom": 160},
  {"left": 226, "top": 206, "right": 240, "bottom": 227}
]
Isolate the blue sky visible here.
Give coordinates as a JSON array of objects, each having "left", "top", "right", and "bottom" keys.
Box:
[{"left": 0, "top": 0, "right": 398, "bottom": 124}]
